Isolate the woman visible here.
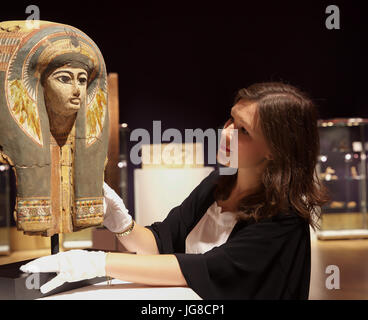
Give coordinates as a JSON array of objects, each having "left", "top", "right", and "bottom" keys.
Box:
[{"left": 20, "top": 81, "right": 330, "bottom": 299}]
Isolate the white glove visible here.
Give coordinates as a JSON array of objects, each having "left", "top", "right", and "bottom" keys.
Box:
[
  {"left": 19, "top": 249, "right": 107, "bottom": 294},
  {"left": 103, "top": 181, "right": 132, "bottom": 233}
]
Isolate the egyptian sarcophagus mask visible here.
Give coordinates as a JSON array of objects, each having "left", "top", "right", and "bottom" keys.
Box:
[{"left": 0, "top": 21, "right": 109, "bottom": 236}]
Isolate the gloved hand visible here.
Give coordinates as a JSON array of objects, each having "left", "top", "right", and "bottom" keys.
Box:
[
  {"left": 103, "top": 182, "right": 133, "bottom": 233},
  {"left": 19, "top": 249, "right": 107, "bottom": 294}
]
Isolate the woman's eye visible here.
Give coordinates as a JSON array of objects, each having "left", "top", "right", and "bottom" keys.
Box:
[
  {"left": 57, "top": 76, "right": 71, "bottom": 84},
  {"left": 241, "top": 127, "right": 249, "bottom": 135}
]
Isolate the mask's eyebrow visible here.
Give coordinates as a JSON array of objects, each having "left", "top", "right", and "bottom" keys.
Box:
[
  {"left": 52, "top": 70, "right": 73, "bottom": 77},
  {"left": 77, "top": 71, "right": 88, "bottom": 77},
  {"left": 51, "top": 70, "right": 88, "bottom": 78}
]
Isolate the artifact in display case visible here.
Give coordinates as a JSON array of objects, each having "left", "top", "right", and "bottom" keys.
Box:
[{"left": 316, "top": 118, "right": 368, "bottom": 239}]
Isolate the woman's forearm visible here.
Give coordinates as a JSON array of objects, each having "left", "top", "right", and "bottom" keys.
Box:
[
  {"left": 116, "top": 222, "right": 160, "bottom": 255},
  {"left": 105, "top": 252, "right": 188, "bottom": 287}
]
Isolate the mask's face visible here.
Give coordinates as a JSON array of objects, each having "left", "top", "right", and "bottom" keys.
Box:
[{"left": 43, "top": 65, "right": 88, "bottom": 117}]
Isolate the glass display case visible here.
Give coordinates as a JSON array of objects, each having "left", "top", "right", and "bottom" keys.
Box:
[
  {"left": 316, "top": 118, "right": 368, "bottom": 239},
  {"left": 0, "top": 164, "right": 10, "bottom": 255}
]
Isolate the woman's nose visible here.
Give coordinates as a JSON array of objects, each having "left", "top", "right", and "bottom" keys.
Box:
[
  {"left": 224, "top": 118, "right": 233, "bottom": 129},
  {"left": 226, "top": 122, "right": 235, "bottom": 135},
  {"left": 222, "top": 123, "right": 234, "bottom": 147}
]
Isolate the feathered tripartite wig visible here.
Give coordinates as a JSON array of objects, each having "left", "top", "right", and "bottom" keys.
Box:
[{"left": 0, "top": 21, "right": 109, "bottom": 236}]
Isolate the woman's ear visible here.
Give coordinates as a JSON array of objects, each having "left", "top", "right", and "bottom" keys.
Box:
[{"left": 266, "top": 153, "right": 273, "bottom": 161}]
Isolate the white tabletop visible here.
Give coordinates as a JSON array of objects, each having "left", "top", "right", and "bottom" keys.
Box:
[{"left": 38, "top": 278, "right": 202, "bottom": 300}]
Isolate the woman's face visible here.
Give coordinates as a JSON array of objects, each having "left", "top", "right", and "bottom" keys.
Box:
[
  {"left": 217, "top": 99, "right": 271, "bottom": 169},
  {"left": 43, "top": 65, "right": 88, "bottom": 117}
]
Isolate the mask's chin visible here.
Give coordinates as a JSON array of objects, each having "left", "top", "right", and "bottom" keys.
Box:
[{"left": 54, "top": 106, "right": 80, "bottom": 117}]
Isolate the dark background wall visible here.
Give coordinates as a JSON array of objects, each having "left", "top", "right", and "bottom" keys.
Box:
[{"left": 2, "top": 1, "right": 366, "bottom": 216}]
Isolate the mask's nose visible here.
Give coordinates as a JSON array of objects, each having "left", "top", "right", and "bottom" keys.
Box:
[{"left": 73, "top": 82, "right": 81, "bottom": 97}]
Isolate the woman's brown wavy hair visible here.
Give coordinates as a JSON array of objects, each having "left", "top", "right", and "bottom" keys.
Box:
[{"left": 214, "top": 82, "right": 331, "bottom": 230}]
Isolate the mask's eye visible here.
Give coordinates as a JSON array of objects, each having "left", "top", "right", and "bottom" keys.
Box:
[
  {"left": 78, "top": 77, "right": 87, "bottom": 85},
  {"left": 57, "top": 75, "right": 72, "bottom": 84}
]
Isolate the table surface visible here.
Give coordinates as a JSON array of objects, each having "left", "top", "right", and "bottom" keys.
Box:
[{"left": 38, "top": 278, "right": 202, "bottom": 300}]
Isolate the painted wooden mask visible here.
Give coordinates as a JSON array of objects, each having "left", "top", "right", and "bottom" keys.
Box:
[{"left": 0, "top": 21, "right": 109, "bottom": 236}]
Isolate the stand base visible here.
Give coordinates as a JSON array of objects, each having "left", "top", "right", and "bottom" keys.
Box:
[{"left": 0, "top": 258, "right": 107, "bottom": 300}]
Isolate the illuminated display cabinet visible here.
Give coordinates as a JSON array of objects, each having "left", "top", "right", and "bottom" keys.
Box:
[{"left": 317, "top": 118, "right": 368, "bottom": 239}]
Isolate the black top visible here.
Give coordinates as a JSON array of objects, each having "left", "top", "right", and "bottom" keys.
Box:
[{"left": 145, "top": 168, "right": 311, "bottom": 300}]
